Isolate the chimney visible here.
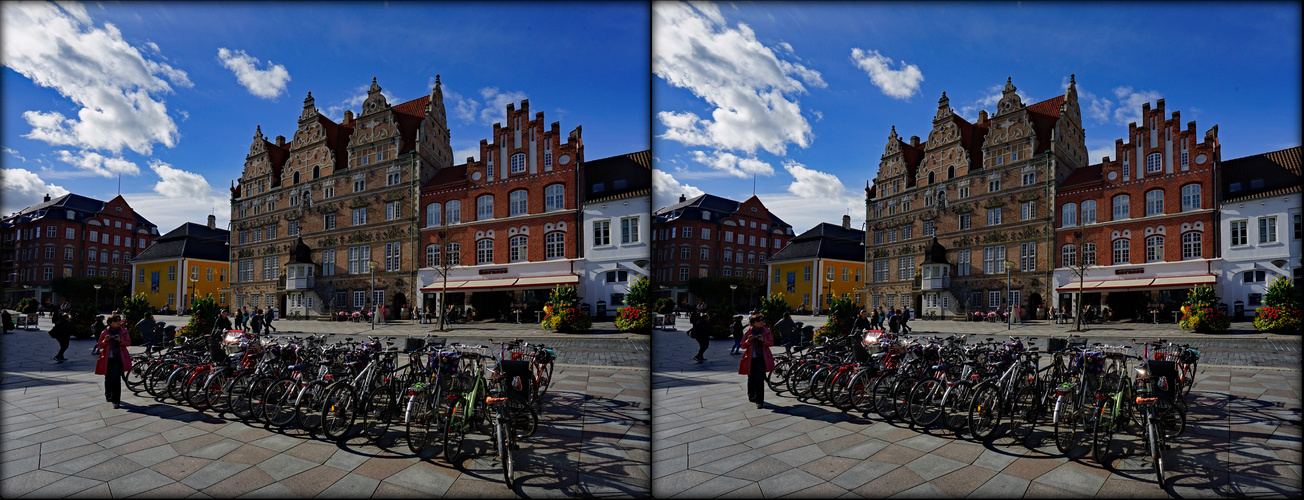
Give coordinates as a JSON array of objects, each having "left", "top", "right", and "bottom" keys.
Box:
[
  {"left": 978, "top": 110, "right": 988, "bottom": 123},
  {"left": 344, "top": 110, "right": 354, "bottom": 123},
  {"left": 842, "top": 215, "right": 851, "bottom": 230},
  {"left": 207, "top": 214, "right": 216, "bottom": 229},
  {"left": 679, "top": 194, "right": 686, "bottom": 203},
  {"left": 910, "top": 135, "right": 920, "bottom": 147},
  {"left": 44, "top": 193, "right": 51, "bottom": 202},
  {"left": 275, "top": 135, "right": 286, "bottom": 147}
]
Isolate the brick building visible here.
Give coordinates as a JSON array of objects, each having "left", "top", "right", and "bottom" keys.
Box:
[
  {"left": 865, "top": 77, "right": 1088, "bottom": 320},
  {"left": 1053, "top": 99, "right": 1222, "bottom": 321},
  {"left": 652, "top": 194, "right": 795, "bottom": 308},
  {"left": 416, "top": 99, "right": 585, "bottom": 320},
  {"left": 2, "top": 193, "right": 159, "bottom": 308},
  {"left": 229, "top": 77, "right": 453, "bottom": 319}
]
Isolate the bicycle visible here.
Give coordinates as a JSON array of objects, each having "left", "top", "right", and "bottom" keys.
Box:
[
  {"left": 966, "top": 337, "right": 1039, "bottom": 442},
  {"left": 443, "top": 348, "right": 493, "bottom": 465}
]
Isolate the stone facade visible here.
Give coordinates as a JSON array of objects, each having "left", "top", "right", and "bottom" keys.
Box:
[
  {"left": 229, "top": 78, "right": 452, "bottom": 318},
  {"left": 865, "top": 77, "right": 1087, "bottom": 320}
]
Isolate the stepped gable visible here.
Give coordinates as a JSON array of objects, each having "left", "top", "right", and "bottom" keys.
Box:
[
  {"left": 1026, "top": 95, "right": 1066, "bottom": 154},
  {"left": 391, "top": 95, "right": 431, "bottom": 155}
]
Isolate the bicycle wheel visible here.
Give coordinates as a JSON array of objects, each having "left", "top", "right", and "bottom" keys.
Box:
[
  {"left": 967, "top": 383, "right": 1001, "bottom": 441},
  {"left": 185, "top": 367, "right": 213, "bottom": 410},
  {"left": 908, "top": 378, "right": 944, "bottom": 428},
  {"left": 788, "top": 364, "right": 816, "bottom": 399},
  {"left": 828, "top": 370, "right": 857, "bottom": 410},
  {"left": 247, "top": 376, "right": 276, "bottom": 424},
  {"left": 263, "top": 377, "right": 300, "bottom": 427},
  {"left": 1053, "top": 394, "right": 1078, "bottom": 454},
  {"left": 144, "top": 362, "right": 171, "bottom": 398},
  {"left": 497, "top": 420, "right": 513, "bottom": 488},
  {"left": 870, "top": 373, "right": 898, "bottom": 419},
  {"left": 205, "top": 370, "right": 232, "bottom": 413},
  {"left": 1155, "top": 395, "right": 1186, "bottom": 439},
  {"left": 891, "top": 376, "right": 919, "bottom": 423},
  {"left": 321, "top": 383, "right": 357, "bottom": 441},
  {"left": 1149, "top": 418, "right": 1165, "bottom": 489},
  {"left": 1092, "top": 398, "right": 1116, "bottom": 465},
  {"left": 407, "top": 391, "right": 433, "bottom": 454},
  {"left": 767, "top": 359, "right": 791, "bottom": 393},
  {"left": 124, "top": 358, "right": 150, "bottom": 391},
  {"left": 536, "top": 362, "right": 553, "bottom": 396},
  {"left": 810, "top": 367, "right": 835, "bottom": 403},
  {"left": 1007, "top": 385, "right": 1040, "bottom": 444},
  {"left": 166, "top": 366, "right": 192, "bottom": 404},
  {"left": 1180, "top": 360, "right": 1197, "bottom": 399},
  {"left": 226, "top": 373, "right": 255, "bottom": 420},
  {"left": 443, "top": 397, "right": 472, "bottom": 465},
  {"left": 362, "top": 386, "right": 396, "bottom": 441},
  {"left": 295, "top": 380, "right": 331, "bottom": 434},
  {"left": 506, "top": 394, "right": 538, "bottom": 439},
  {"left": 848, "top": 370, "right": 876, "bottom": 414},
  {"left": 941, "top": 382, "right": 973, "bottom": 435}
]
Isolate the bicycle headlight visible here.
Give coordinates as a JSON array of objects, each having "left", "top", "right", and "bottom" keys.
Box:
[{"left": 1134, "top": 366, "right": 1147, "bottom": 378}]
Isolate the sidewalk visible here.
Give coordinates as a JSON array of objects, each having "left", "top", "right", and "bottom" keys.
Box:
[
  {"left": 1, "top": 324, "right": 650, "bottom": 498},
  {"left": 650, "top": 328, "right": 1302, "bottom": 498}
]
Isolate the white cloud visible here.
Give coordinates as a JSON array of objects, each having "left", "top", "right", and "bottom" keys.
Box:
[
  {"left": 1112, "top": 86, "right": 1162, "bottom": 126},
  {"left": 453, "top": 144, "right": 480, "bottom": 164},
  {"left": 324, "top": 83, "right": 398, "bottom": 122},
  {"left": 783, "top": 160, "right": 850, "bottom": 200},
  {"left": 1087, "top": 143, "right": 1116, "bottom": 165},
  {"left": 956, "top": 83, "right": 1033, "bottom": 122},
  {"left": 1, "top": 168, "right": 70, "bottom": 216},
  {"left": 653, "top": 1, "right": 822, "bottom": 155},
  {"left": 122, "top": 192, "right": 227, "bottom": 233},
  {"left": 653, "top": 169, "right": 704, "bottom": 210},
  {"left": 3, "top": 147, "right": 28, "bottom": 162},
  {"left": 443, "top": 86, "right": 529, "bottom": 127},
  {"left": 849, "top": 48, "right": 924, "bottom": 100},
  {"left": 55, "top": 150, "right": 141, "bottom": 178},
  {"left": 690, "top": 150, "right": 775, "bottom": 178},
  {"left": 217, "top": 47, "right": 291, "bottom": 99},
  {"left": 2, "top": 2, "right": 188, "bottom": 155},
  {"left": 148, "top": 160, "right": 212, "bottom": 200}
]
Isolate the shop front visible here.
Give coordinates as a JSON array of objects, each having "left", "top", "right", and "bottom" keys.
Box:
[
  {"left": 1054, "top": 261, "right": 1217, "bottom": 322},
  {"left": 418, "top": 259, "right": 584, "bottom": 323}
]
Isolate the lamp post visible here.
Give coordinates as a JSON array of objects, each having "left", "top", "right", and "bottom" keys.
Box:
[
  {"left": 825, "top": 277, "right": 834, "bottom": 315},
  {"left": 92, "top": 284, "right": 102, "bottom": 312},
  {"left": 368, "top": 260, "right": 379, "bottom": 330},
  {"left": 729, "top": 284, "right": 738, "bottom": 314},
  {"left": 189, "top": 277, "right": 198, "bottom": 315},
  {"left": 1004, "top": 261, "right": 1015, "bottom": 330}
]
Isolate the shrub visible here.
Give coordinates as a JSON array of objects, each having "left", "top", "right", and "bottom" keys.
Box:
[
  {"left": 177, "top": 295, "right": 224, "bottom": 342},
  {"left": 759, "top": 293, "right": 789, "bottom": 325},
  {"left": 1179, "top": 285, "right": 1229, "bottom": 332},
  {"left": 815, "top": 297, "right": 859, "bottom": 341},
  {"left": 1254, "top": 276, "right": 1302, "bottom": 333},
  {"left": 17, "top": 297, "right": 39, "bottom": 314},
  {"left": 614, "top": 305, "right": 652, "bottom": 333},
  {"left": 625, "top": 276, "right": 651, "bottom": 310},
  {"left": 655, "top": 298, "right": 676, "bottom": 315},
  {"left": 121, "top": 293, "right": 153, "bottom": 344},
  {"left": 540, "top": 285, "right": 592, "bottom": 332}
]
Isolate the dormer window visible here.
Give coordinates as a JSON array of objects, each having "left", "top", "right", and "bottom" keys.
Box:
[
  {"left": 593, "top": 182, "right": 605, "bottom": 193},
  {"left": 613, "top": 179, "right": 627, "bottom": 190},
  {"left": 1250, "top": 178, "right": 1265, "bottom": 190},
  {"left": 1229, "top": 182, "right": 1243, "bottom": 193}
]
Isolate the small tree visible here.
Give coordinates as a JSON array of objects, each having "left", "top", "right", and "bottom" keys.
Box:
[
  {"left": 541, "top": 285, "right": 592, "bottom": 332},
  {"left": 177, "top": 295, "right": 224, "bottom": 342},
  {"left": 815, "top": 296, "right": 858, "bottom": 342},
  {"left": 121, "top": 293, "right": 152, "bottom": 344},
  {"left": 1179, "top": 284, "right": 1229, "bottom": 332},
  {"left": 615, "top": 276, "right": 653, "bottom": 333},
  {"left": 759, "top": 293, "right": 789, "bottom": 325},
  {"left": 1065, "top": 231, "right": 1099, "bottom": 331},
  {"left": 1253, "top": 276, "right": 1302, "bottom": 333},
  {"left": 17, "top": 297, "right": 39, "bottom": 314}
]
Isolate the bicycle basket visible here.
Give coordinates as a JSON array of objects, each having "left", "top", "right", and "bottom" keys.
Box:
[
  {"left": 536, "top": 348, "right": 556, "bottom": 364},
  {"left": 1084, "top": 352, "right": 1106, "bottom": 374},
  {"left": 1181, "top": 349, "right": 1199, "bottom": 364}
]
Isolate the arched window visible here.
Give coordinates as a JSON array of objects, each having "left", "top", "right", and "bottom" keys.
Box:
[
  {"left": 425, "top": 244, "right": 441, "bottom": 267},
  {"left": 293, "top": 171, "right": 300, "bottom": 184},
  {"left": 1181, "top": 184, "right": 1201, "bottom": 212},
  {"left": 1081, "top": 243, "right": 1097, "bottom": 266},
  {"left": 446, "top": 200, "right": 461, "bottom": 224},
  {"left": 1112, "top": 194, "right": 1130, "bottom": 220},
  {"left": 476, "top": 238, "right": 493, "bottom": 264},
  {"left": 948, "top": 166, "right": 955, "bottom": 179},
  {"left": 509, "top": 190, "right": 528, "bottom": 217},
  {"left": 1062, "top": 244, "right": 1077, "bottom": 267},
  {"left": 1182, "top": 232, "right": 1202, "bottom": 260},
  {"left": 928, "top": 172, "right": 935, "bottom": 184},
  {"left": 1145, "top": 189, "right": 1164, "bottom": 216},
  {"left": 444, "top": 243, "right": 460, "bottom": 266},
  {"left": 1062, "top": 203, "right": 1077, "bottom": 227},
  {"left": 510, "top": 153, "right": 527, "bottom": 174},
  {"left": 476, "top": 195, "right": 493, "bottom": 220},
  {"left": 545, "top": 232, "right": 565, "bottom": 259},
  {"left": 1145, "top": 235, "right": 1164, "bottom": 263},
  {"left": 545, "top": 184, "right": 565, "bottom": 212},
  {"left": 312, "top": 166, "right": 320, "bottom": 179},
  {"left": 1081, "top": 200, "right": 1097, "bottom": 224},
  {"left": 1112, "top": 238, "right": 1130, "bottom": 265},
  {"left": 426, "top": 203, "right": 441, "bottom": 227},
  {"left": 509, "top": 235, "right": 527, "bottom": 262},
  {"left": 1146, "top": 152, "right": 1162, "bottom": 173}
]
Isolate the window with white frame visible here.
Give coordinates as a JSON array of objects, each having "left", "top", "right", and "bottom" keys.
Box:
[
  {"left": 1182, "top": 232, "right": 1202, "bottom": 259},
  {"left": 353, "top": 208, "right": 367, "bottom": 226},
  {"left": 354, "top": 178, "right": 366, "bottom": 192},
  {"left": 262, "top": 257, "right": 276, "bottom": 280},
  {"left": 1180, "top": 184, "right": 1201, "bottom": 212},
  {"left": 897, "top": 257, "right": 913, "bottom": 280},
  {"left": 1062, "top": 203, "right": 1077, "bottom": 227},
  {"left": 680, "top": 247, "right": 690, "bottom": 259},
  {"left": 1112, "top": 195, "right": 1130, "bottom": 220},
  {"left": 319, "top": 249, "right": 334, "bottom": 276},
  {"left": 354, "top": 290, "right": 366, "bottom": 308},
  {"left": 1113, "top": 238, "right": 1130, "bottom": 265},
  {"left": 1062, "top": 244, "right": 1077, "bottom": 267},
  {"left": 989, "top": 290, "right": 1001, "bottom": 308},
  {"left": 1294, "top": 213, "right": 1302, "bottom": 239},
  {"left": 237, "top": 259, "right": 254, "bottom": 282},
  {"left": 348, "top": 245, "right": 370, "bottom": 274},
  {"left": 989, "top": 178, "right": 1001, "bottom": 192},
  {"left": 683, "top": 226, "right": 693, "bottom": 239},
  {"left": 702, "top": 228, "right": 711, "bottom": 240},
  {"left": 1146, "top": 235, "right": 1164, "bottom": 263},
  {"left": 509, "top": 235, "right": 527, "bottom": 262},
  {"left": 679, "top": 267, "right": 689, "bottom": 281},
  {"left": 1145, "top": 190, "right": 1164, "bottom": 216},
  {"left": 957, "top": 249, "right": 971, "bottom": 276},
  {"left": 544, "top": 232, "right": 564, "bottom": 259},
  {"left": 804, "top": 265, "right": 812, "bottom": 281},
  {"left": 446, "top": 200, "right": 461, "bottom": 224},
  {"left": 387, "top": 171, "right": 400, "bottom": 186},
  {"left": 426, "top": 203, "right": 441, "bottom": 227},
  {"left": 1022, "top": 171, "right": 1035, "bottom": 185},
  {"left": 959, "top": 213, "right": 971, "bottom": 230},
  {"left": 1259, "top": 216, "right": 1278, "bottom": 243},
  {"left": 544, "top": 184, "right": 564, "bottom": 212},
  {"left": 620, "top": 217, "right": 639, "bottom": 243},
  {"left": 445, "top": 243, "right": 460, "bottom": 265},
  {"left": 384, "top": 242, "right": 401, "bottom": 271},
  {"left": 987, "top": 208, "right": 1002, "bottom": 226},
  {"left": 699, "top": 248, "right": 708, "bottom": 260},
  {"left": 385, "top": 201, "right": 400, "bottom": 221},
  {"left": 1146, "top": 152, "right": 1162, "bottom": 173},
  {"left": 509, "top": 190, "right": 528, "bottom": 217},
  {"left": 982, "top": 245, "right": 1006, "bottom": 274},
  {"left": 923, "top": 220, "right": 935, "bottom": 236},
  {"left": 506, "top": 153, "right": 525, "bottom": 174},
  {"left": 324, "top": 213, "right": 336, "bottom": 230},
  {"left": 476, "top": 195, "right": 494, "bottom": 220},
  {"left": 593, "top": 220, "right": 610, "bottom": 246},
  {"left": 1082, "top": 200, "right": 1097, "bottom": 224},
  {"left": 426, "top": 244, "right": 441, "bottom": 267},
  {"left": 1082, "top": 243, "right": 1097, "bottom": 266},
  {"left": 476, "top": 239, "right": 493, "bottom": 264},
  {"left": 1021, "top": 201, "right": 1036, "bottom": 221},
  {"left": 1019, "top": 242, "right": 1035, "bottom": 271},
  {"left": 288, "top": 220, "right": 299, "bottom": 236},
  {"left": 1230, "top": 220, "right": 1248, "bottom": 246}
]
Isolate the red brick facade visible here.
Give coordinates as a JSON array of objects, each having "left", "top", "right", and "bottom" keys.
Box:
[{"left": 651, "top": 194, "right": 794, "bottom": 303}]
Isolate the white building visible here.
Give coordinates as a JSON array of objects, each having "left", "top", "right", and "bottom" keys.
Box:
[
  {"left": 1217, "top": 147, "right": 1302, "bottom": 320},
  {"left": 580, "top": 151, "right": 652, "bottom": 318}
]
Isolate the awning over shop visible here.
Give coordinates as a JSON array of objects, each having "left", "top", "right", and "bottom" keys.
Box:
[
  {"left": 1056, "top": 275, "right": 1217, "bottom": 292},
  {"left": 420, "top": 275, "right": 579, "bottom": 292}
]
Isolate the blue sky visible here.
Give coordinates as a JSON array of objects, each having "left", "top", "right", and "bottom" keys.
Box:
[
  {"left": 652, "top": 1, "right": 1302, "bottom": 233},
  {"left": 3, "top": 1, "right": 650, "bottom": 232}
]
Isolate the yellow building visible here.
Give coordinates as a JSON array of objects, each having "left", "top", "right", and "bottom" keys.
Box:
[
  {"left": 130, "top": 216, "right": 230, "bottom": 312},
  {"left": 766, "top": 217, "right": 866, "bottom": 313}
]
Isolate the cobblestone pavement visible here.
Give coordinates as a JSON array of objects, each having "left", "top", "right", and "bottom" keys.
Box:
[
  {"left": 0, "top": 320, "right": 649, "bottom": 498},
  {"left": 650, "top": 326, "right": 1302, "bottom": 498}
]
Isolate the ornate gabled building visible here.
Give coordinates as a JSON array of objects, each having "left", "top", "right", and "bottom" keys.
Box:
[
  {"left": 229, "top": 77, "right": 453, "bottom": 318},
  {"left": 865, "top": 76, "right": 1087, "bottom": 319}
]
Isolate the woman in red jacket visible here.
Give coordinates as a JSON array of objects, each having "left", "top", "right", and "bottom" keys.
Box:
[
  {"left": 94, "top": 314, "right": 132, "bottom": 408},
  {"left": 738, "top": 315, "right": 775, "bottom": 409}
]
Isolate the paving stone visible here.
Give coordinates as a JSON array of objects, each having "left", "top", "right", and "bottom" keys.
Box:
[
  {"left": 830, "top": 460, "right": 899, "bottom": 490},
  {"left": 203, "top": 463, "right": 279, "bottom": 498},
  {"left": 672, "top": 474, "right": 754, "bottom": 498},
  {"left": 246, "top": 433, "right": 300, "bottom": 452},
  {"left": 692, "top": 448, "right": 766, "bottom": 475},
  {"left": 891, "top": 481, "right": 948, "bottom": 498},
  {"left": 852, "top": 465, "right": 928, "bottom": 498},
  {"left": 928, "top": 464, "right": 999, "bottom": 497},
  {"left": 319, "top": 472, "right": 381, "bottom": 497},
  {"left": 237, "top": 482, "right": 297, "bottom": 499},
  {"left": 184, "top": 438, "right": 244, "bottom": 460},
  {"left": 122, "top": 443, "right": 179, "bottom": 468},
  {"left": 279, "top": 465, "right": 349, "bottom": 497},
  {"left": 904, "top": 453, "right": 968, "bottom": 481},
  {"left": 383, "top": 462, "right": 455, "bottom": 496},
  {"left": 105, "top": 468, "right": 174, "bottom": 498},
  {"left": 45, "top": 449, "right": 120, "bottom": 475},
  {"left": 179, "top": 460, "right": 252, "bottom": 490},
  {"left": 771, "top": 443, "right": 827, "bottom": 467},
  {"left": 324, "top": 448, "right": 372, "bottom": 472},
  {"left": 757, "top": 468, "right": 825, "bottom": 497},
  {"left": 23, "top": 474, "right": 102, "bottom": 498},
  {"left": 830, "top": 437, "right": 890, "bottom": 460},
  {"left": 255, "top": 453, "right": 318, "bottom": 481},
  {"left": 970, "top": 472, "right": 1031, "bottom": 498},
  {"left": 797, "top": 455, "right": 861, "bottom": 482},
  {"left": 972, "top": 447, "right": 1023, "bottom": 472}
]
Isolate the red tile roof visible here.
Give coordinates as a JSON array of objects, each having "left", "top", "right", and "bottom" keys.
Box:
[
  {"left": 1059, "top": 162, "right": 1102, "bottom": 188},
  {"left": 1026, "top": 95, "right": 1065, "bottom": 154},
  {"left": 391, "top": 95, "right": 430, "bottom": 154},
  {"left": 422, "top": 164, "right": 467, "bottom": 189}
]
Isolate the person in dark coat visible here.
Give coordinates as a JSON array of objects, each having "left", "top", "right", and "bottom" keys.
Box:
[
  {"left": 1, "top": 309, "right": 12, "bottom": 334},
  {"left": 94, "top": 315, "right": 132, "bottom": 408},
  {"left": 136, "top": 312, "right": 156, "bottom": 348},
  {"left": 234, "top": 308, "right": 245, "bottom": 330},
  {"left": 854, "top": 310, "right": 872, "bottom": 332},
  {"left": 773, "top": 313, "right": 795, "bottom": 346},
  {"left": 263, "top": 307, "right": 277, "bottom": 332},
  {"left": 899, "top": 307, "right": 912, "bottom": 333},
  {"left": 689, "top": 312, "right": 712, "bottom": 363},
  {"left": 90, "top": 316, "right": 106, "bottom": 354},
  {"left": 50, "top": 313, "right": 73, "bottom": 362},
  {"left": 250, "top": 309, "right": 263, "bottom": 335},
  {"left": 729, "top": 316, "right": 745, "bottom": 355},
  {"left": 215, "top": 309, "right": 233, "bottom": 331}
]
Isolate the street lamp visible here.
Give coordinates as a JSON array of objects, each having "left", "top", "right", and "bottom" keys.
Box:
[
  {"left": 825, "top": 277, "right": 834, "bottom": 315},
  {"left": 729, "top": 284, "right": 738, "bottom": 314},
  {"left": 368, "top": 260, "right": 379, "bottom": 330},
  {"left": 92, "top": 284, "right": 102, "bottom": 312},
  {"left": 189, "top": 277, "right": 198, "bottom": 315},
  {"left": 1004, "top": 261, "right": 1015, "bottom": 331}
]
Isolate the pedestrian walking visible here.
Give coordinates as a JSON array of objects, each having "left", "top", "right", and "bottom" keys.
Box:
[
  {"left": 94, "top": 314, "right": 132, "bottom": 408},
  {"left": 689, "top": 312, "right": 711, "bottom": 363},
  {"left": 234, "top": 308, "right": 245, "bottom": 330},
  {"left": 739, "top": 315, "right": 775, "bottom": 409},
  {"left": 50, "top": 313, "right": 73, "bottom": 362},
  {"left": 90, "top": 316, "right": 106, "bottom": 355},
  {"left": 899, "top": 308, "right": 912, "bottom": 333},
  {"left": 729, "top": 316, "right": 745, "bottom": 355},
  {"left": 264, "top": 307, "right": 277, "bottom": 332},
  {"left": 59, "top": 300, "right": 71, "bottom": 317},
  {"left": 853, "top": 309, "right": 872, "bottom": 332},
  {"left": 216, "top": 309, "right": 233, "bottom": 331},
  {"left": 136, "top": 312, "right": 157, "bottom": 348},
  {"left": 1, "top": 309, "right": 12, "bottom": 334},
  {"left": 250, "top": 309, "right": 263, "bottom": 335}
]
